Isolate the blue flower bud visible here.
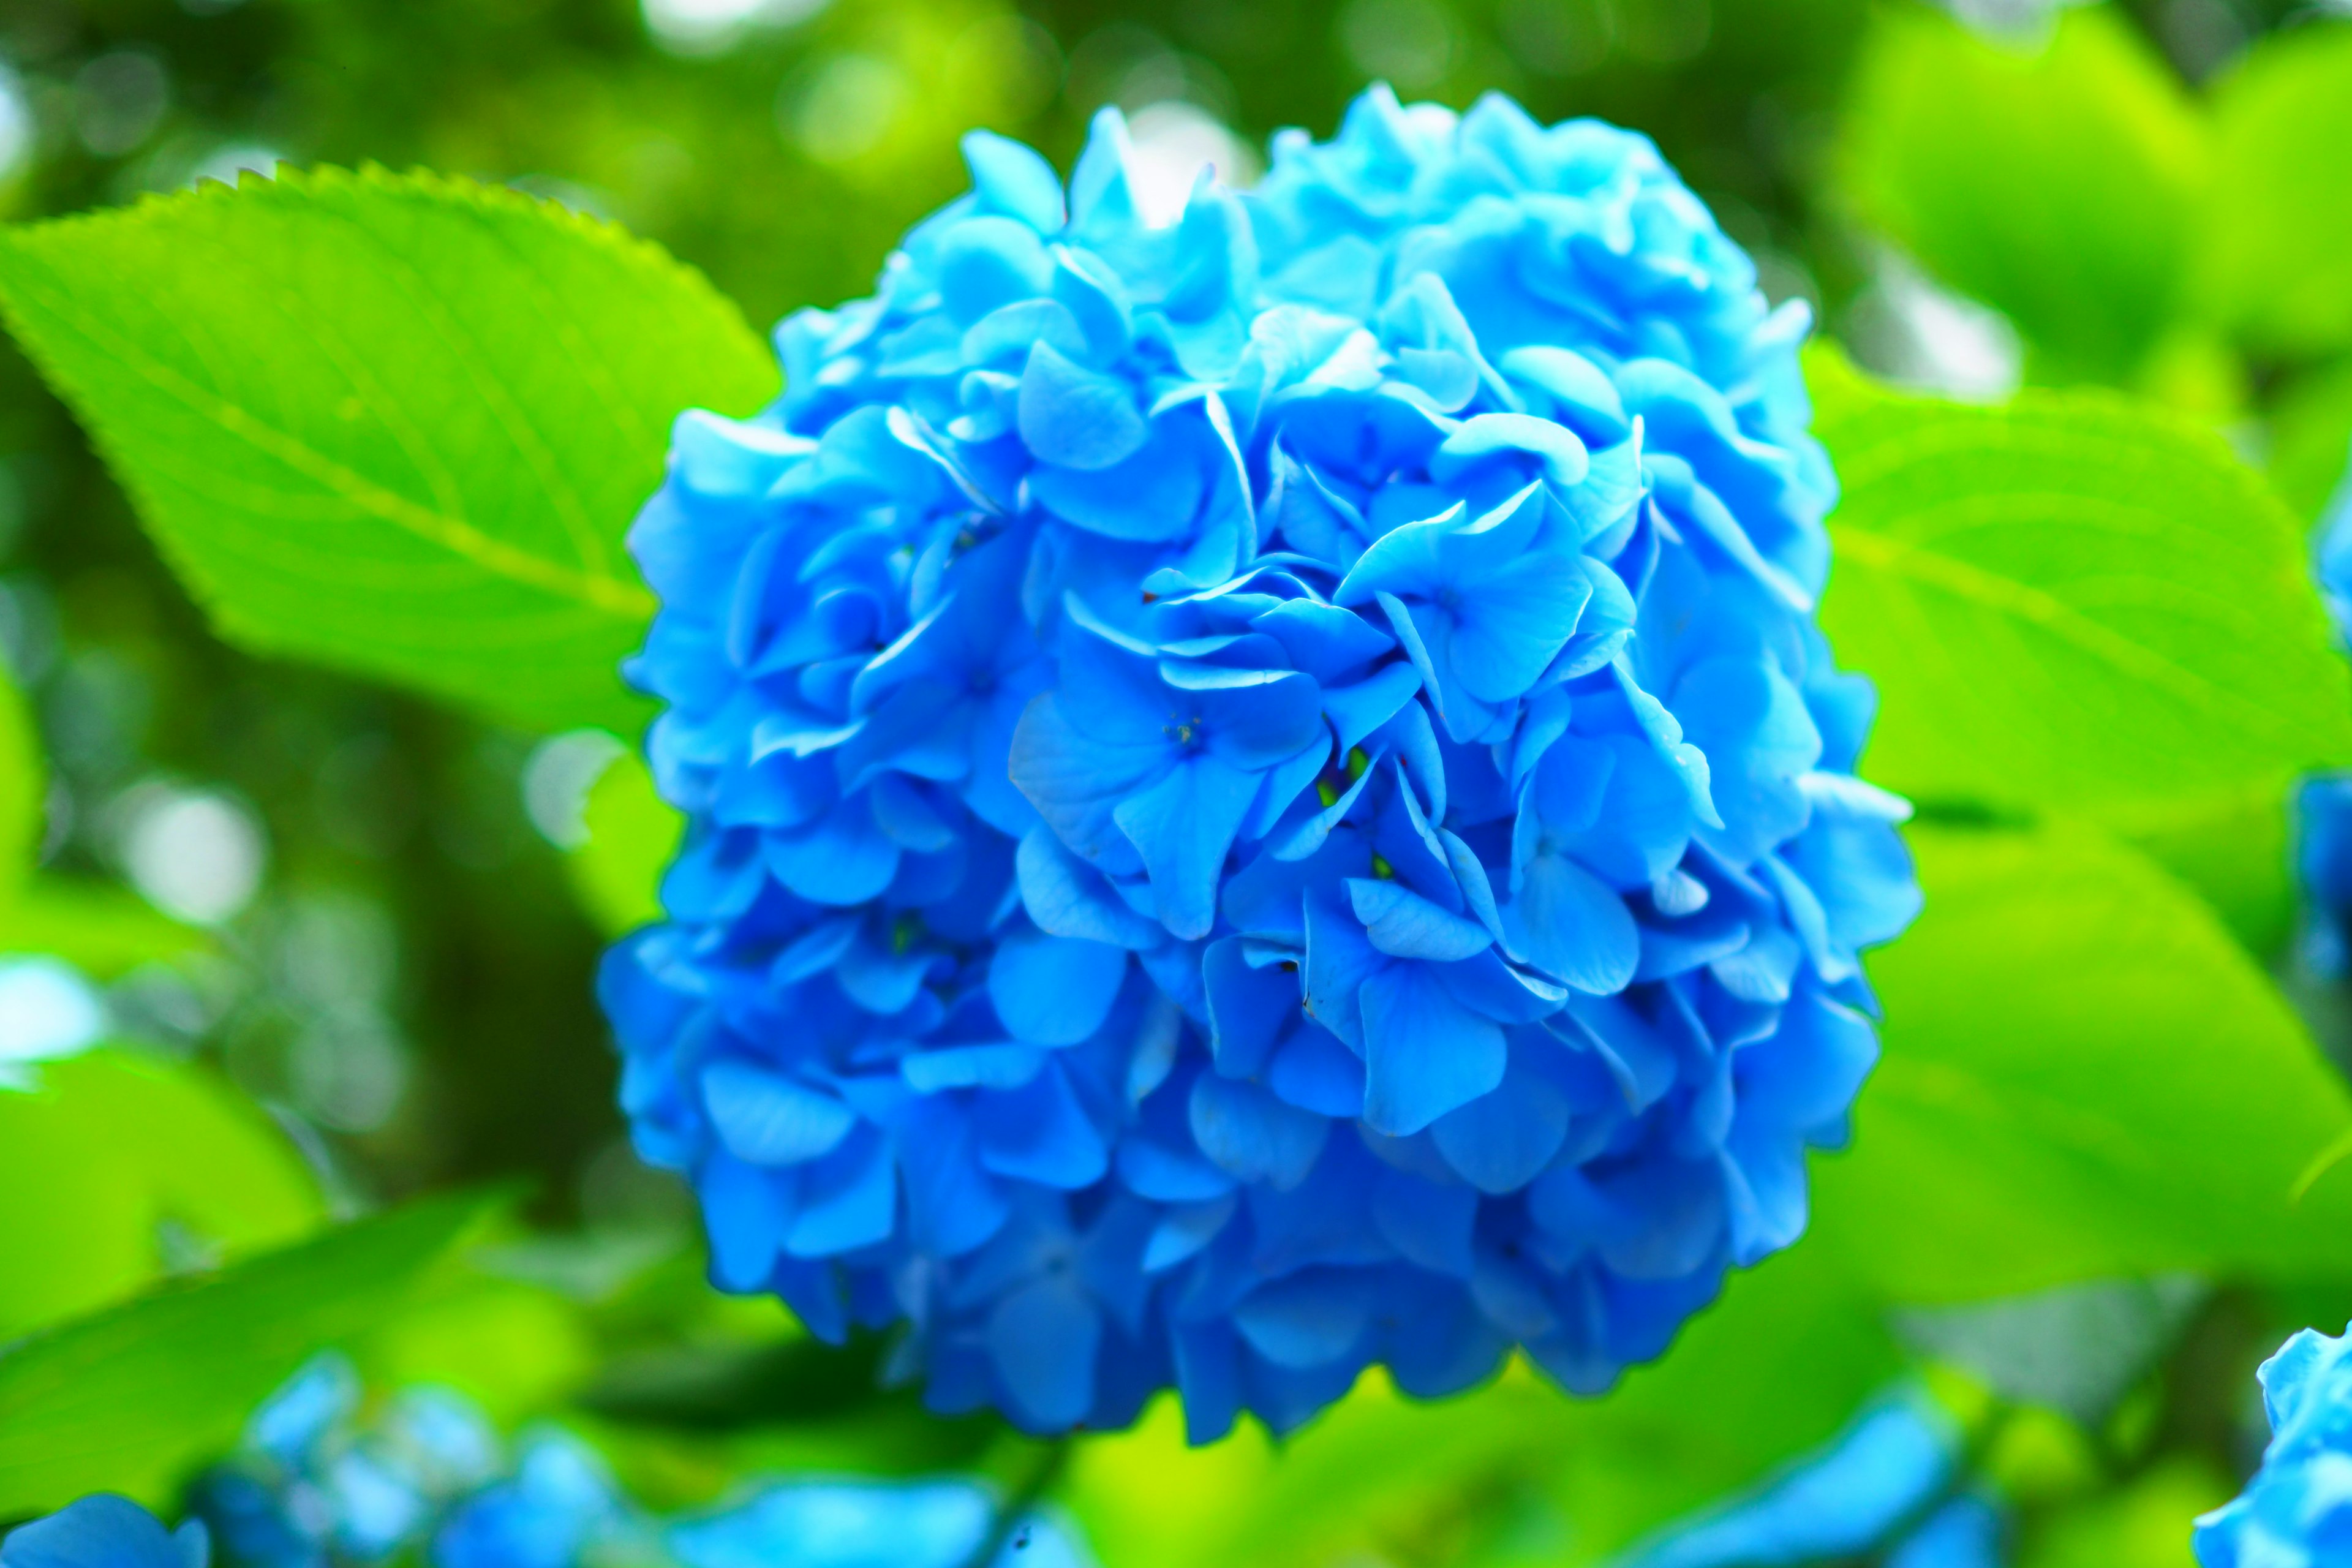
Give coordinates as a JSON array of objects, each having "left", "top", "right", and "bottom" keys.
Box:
[{"left": 606, "top": 87, "right": 1920, "bottom": 1440}]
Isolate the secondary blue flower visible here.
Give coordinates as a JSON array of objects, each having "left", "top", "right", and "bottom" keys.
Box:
[
  {"left": 2195, "top": 1325, "right": 2352, "bottom": 1567},
  {"left": 194, "top": 1359, "right": 1099, "bottom": 1568},
  {"left": 432, "top": 1436, "right": 641, "bottom": 1568},
  {"left": 2301, "top": 455, "right": 2352, "bottom": 974},
  {"left": 608, "top": 87, "right": 1917, "bottom": 1441},
  {"left": 1615, "top": 1390, "right": 2002, "bottom": 1568},
  {"left": 2, "top": 1497, "right": 208, "bottom": 1568},
  {"left": 669, "top": 1480, "right": 1091, "bottom": 1568},
  {"left": 190, "top": 1354, "right": 503, "bottom": 1568}
]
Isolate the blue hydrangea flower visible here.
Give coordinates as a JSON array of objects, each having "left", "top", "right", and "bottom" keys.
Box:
[
  {"left": 2, "top": 1497, "right": 209, "bottom": 1568},
  {"left": 1616, "top": 1390, "right": 2002, "bottom": 1568},
  {"left": 2195, "top": 1325, "right": 2352, "bottom": 1567},
  {"left": 605, "top": 86, "right": 1918, "bottom": 1441},
  {"left": 2301, "top": 456, "right": 2352, "bottom": 974},
  {"left": 669, "top": 1480, "right": 1090, "bottom": 1568},
  {"left": 432, "top": 1434, "right": 647, "bottom": 1568},
  {"left": 190, "top": 1354, "right": 505, "bottom": 1567},
  {"left": 191, "top": 1359, "right": 1098, "bottom": 1568}
]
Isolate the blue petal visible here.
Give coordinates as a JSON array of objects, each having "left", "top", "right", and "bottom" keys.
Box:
[
  {"left": 1113, "top": 756, "right": 1261, "bottom": 940},
  {"left": 1430, "top": 1049, "right": 1572, "bottom": 1193},
  {"left": 1203, "top": 936, "right": 1299, "bottom": 1079},
  {"left": 1504, "top": 851, "right": 1640, "bottom": 995},
  {"left": 700, "top": 1061, "right": 857, "bottom": 1167},
  {"left": 1017, "top": 827, "right": 1167, "bottom": 949},
  {"left": 989, "top": 925, "right": 1128, "bottom": 1046},
  {"left": 1231, "top": 1268, "right": 1374, "bottom": 1369},
  {"left": 1019, "top": 341, "right": 1148, "bottom": 471},
  {"left": 1370, "top": 1167, "right": 1477, "bottom": 1276},
  {"left": 962, "top": 128, "right": 1068, "bottom": 232},
  {"left": 1268, "top": 1026, "right": 1366, "bottom": 1115},
  {"left": 1348, "top": 876, "right": 1493, "bottom": 962},
  {"left": 1360, "top": 962, "right": 1506, "bottom": 1136},
  {"left": 2, "top": 1496, "right": 194, "bottom": 1568},
  {"left": 1189, "top": 1072, "right": 1330, "bottom": 1190},
  {"left": 785, "top": 1133, "right": 897, "bottom": 1257},
  {"left": 976, "top": 1063, "right": 1109, "bottom": 1188},
  {"left": 902, "top": 1044, "right": 1048, "bottom": 1094},
  {"left": 987, "top": 1278, "right": 1102, "bottom": 1431}
]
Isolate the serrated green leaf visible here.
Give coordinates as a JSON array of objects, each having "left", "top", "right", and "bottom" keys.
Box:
[
  {"left": 0, "top": 1188, "right": 502, "bottom": 1516},
  {"left": 1815, "top": 375, "right": 2352, "bottom": 827},
  {"left": 2199, "top": 21, "right": 2352, "bottom": 360},
  {"left": 1834, "top": 4, "right": 2207, "bottom": 383},
  {"left": 0, "top": 1049, "right": 324, "bottom": 1341},
  {"left": 0, "top": 167, "right": 776, "bottom": 734},
  {"left": 1811, "top": 821, "right": 2352, "bottom": 1301}
]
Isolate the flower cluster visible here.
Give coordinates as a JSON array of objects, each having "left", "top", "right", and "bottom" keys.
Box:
[
  {"left": 605, "top": 85, "right": 1919, "bottom": 1439},
  {"left": 184, "top": 1354, "right": 1090, "bottom": 1568},
  {"left": 2195, "top": 1325, "right": 2352, "bottom": 1567},
  {"left": 1617, "top": 1391, "right": 2003, "bottom": 1568}
]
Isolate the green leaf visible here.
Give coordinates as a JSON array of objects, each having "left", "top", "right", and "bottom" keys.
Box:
[
  {"left": 0, "top": 1049, "right": 325, "bottom": 1341},
  {"left": 2267, "top": 357, "right": 2352, "bottom": 524},
  {"left": 1811, "top": 821, "right": 2352, "bottom": 1301},
  {"left": 2199, "top": 21, "right": 2352, "bottom": 359},
  {"left": 0, "top": 168, "right": 777, "bottom": 735},
  {"left": 567, "top": 748, "right": 681, "bottom": 937},
  {"left": 0, "top": 663, "right": 40, "bottom": 898},
  {"left": 0, "top": 880, "right": 208, "bottom": 979},
  {"left": 1834, "top": 4, "right": 2207, "bottom": 383},
  {"left": 1814, "top": 373, "right": 2352, "bottom": 829},
  {"left": 0, "top": 1188, "right": 502, "bottom": 1516},
  {"left": 2019, "top": 1458, "right": 2230, "bottom": 1568}
]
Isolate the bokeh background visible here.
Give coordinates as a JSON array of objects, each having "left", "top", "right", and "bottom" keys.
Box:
[{"left": 7, "top": 0, "right": 2352, "bottom": 1559}]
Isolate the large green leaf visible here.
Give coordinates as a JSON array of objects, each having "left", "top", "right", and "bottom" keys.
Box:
[
  {"left": 2199, "top": 21, "right": 2352, "bottom": 360},
  {"left": 0, "top": 1189, "right": 501, "bottom": 1516},
  {"left": 0, "top": 168, "right": 776, "bottom": 734},
  {"left": 0, "top": 1049, "right": 325, "bottom": 1341},
  {"left": 1811, "top": 821, "right": 2352, "bottom": 1302},
  {"left": 1834, "top": 4, "right": 2207, "bottom": 383},
  {"left": 1813, "top": 367, "right": 2352, "bottom": 829}
]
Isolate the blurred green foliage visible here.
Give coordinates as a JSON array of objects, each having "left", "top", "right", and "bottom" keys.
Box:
[{"left": 6, "top": 1, "right": 2352, "bottom": 1566}]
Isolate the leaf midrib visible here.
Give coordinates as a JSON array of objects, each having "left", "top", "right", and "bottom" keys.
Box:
[{"left": 0, "top": 232, "right": 655, "bottom": 622}]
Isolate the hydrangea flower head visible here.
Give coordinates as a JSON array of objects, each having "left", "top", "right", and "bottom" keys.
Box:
[
  {"left": 2, "top": 1496, "right": 208, "bottom": 1568},
  {"left": 2195, "top": 1325, "right": 2352, "bottom": 1567},
  {"left": 605, "top": 86, "right": 1918, "bottom": 1440}
]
